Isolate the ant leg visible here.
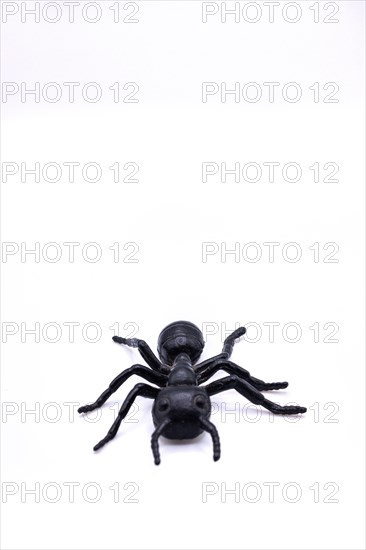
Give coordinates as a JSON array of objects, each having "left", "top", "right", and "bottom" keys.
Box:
[
  {"left": 93, "top": 383, "right": 158, "bottom": 451},
  {"left": 205, "top": 375, "right": 307, "bottom": 415},
  {"left": 222, "top": 326, "right": 247, "bottom": 358},
  {"left": 200, "top": 417, "right": 221, "bottom": 462},
  {"left": 198, "top": 360, "right": 288, "bottom": 391},
  {"left": 151, "top": 419, "right": 170, "bottom": 465},
  {"left": 195, "top": 327, "right": 246, "bottom": 374},
  {"left": 78, "top": 365, "right": 166, "bottom": 413},
  {"left": 195, "top": 353, "right": 228, "bottom": 374},
  {"left": 112, "top": 336, "right": 165, "bottom": 373}
]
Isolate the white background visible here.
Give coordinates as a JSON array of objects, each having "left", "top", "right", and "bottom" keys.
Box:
[{"left": 1, "top": 1, "right": 365, "bottom": 549}]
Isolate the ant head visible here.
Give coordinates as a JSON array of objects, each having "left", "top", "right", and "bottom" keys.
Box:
[{"left": 152, "top": 386, "right": 211, "bottom": 439}]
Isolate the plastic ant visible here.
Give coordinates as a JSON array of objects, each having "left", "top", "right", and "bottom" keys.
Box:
[{"left": 78, "top": 320, "right": 307, "bottom": 464}]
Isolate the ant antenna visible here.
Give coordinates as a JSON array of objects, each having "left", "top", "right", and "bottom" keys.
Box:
[
  {"left": 200, "top": 417, "right": 221, "bottom": 461},
  {"left": 151, "top": 419, "right": 170, "bottom": 465}
]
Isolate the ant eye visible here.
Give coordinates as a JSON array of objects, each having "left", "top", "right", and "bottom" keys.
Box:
[
  {"left": 194, "top": 396, "right": 206, "bottom": 409},
  {"left": 158, "top": 399, "right": 169, "bottom": 412}
]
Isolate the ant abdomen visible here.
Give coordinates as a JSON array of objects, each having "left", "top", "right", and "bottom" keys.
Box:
[{"left": 157, "top": 320, "right": 205, "bottom": 366}]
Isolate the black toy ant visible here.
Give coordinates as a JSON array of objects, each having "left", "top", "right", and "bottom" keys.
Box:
[{"left": 78, "top": 321, "right": 307, "bottom": 464}]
